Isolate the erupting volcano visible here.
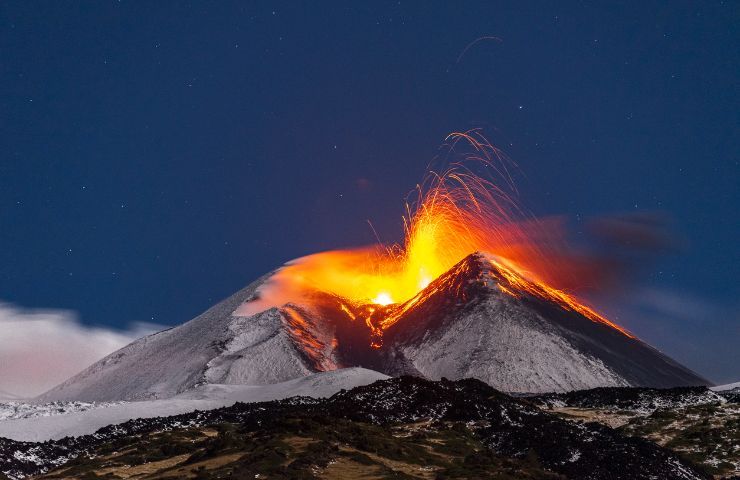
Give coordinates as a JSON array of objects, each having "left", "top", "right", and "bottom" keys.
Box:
[
  {"left": 39, "top": 132, "right": 709, "bottom": 403},
  {"left": 243, "top": 131, "right": 632, "bottom": 348}
]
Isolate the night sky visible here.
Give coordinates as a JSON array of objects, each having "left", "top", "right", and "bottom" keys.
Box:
[{"left": 1, "top": 2, "right": 737, "bottom": 382}]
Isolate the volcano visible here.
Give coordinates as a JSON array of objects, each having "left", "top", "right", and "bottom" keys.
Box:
[{"left": 39, "top": 252, "right": 707, "bottom": 403}]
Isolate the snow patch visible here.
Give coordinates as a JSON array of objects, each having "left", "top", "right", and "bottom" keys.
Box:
[{"left": 0, "top": 368, "right": 387, "bottom": 442}]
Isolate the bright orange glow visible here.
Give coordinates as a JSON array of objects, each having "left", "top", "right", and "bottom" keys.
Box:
[
  {"left": 372, "top": 292, "right": 394, "bottom": 306},
  {"left": 485, "top": 256, "right": 633, "bottom": 338},
  {"left": 254, "top": 130, "right": 633, "bottom": 344}
]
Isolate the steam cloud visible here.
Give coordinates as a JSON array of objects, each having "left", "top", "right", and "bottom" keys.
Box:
[{"left": 0, "top": 302, "right": 163, "bottom": 399}]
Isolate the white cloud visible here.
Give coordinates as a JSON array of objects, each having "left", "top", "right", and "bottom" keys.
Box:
[{"left": 0, "top": 302, "right": 163, "bottom": 399}]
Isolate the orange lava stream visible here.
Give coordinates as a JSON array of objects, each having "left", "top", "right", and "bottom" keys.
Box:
[{"left": 486, "top": 257, "right": 634, "bottom": 338}]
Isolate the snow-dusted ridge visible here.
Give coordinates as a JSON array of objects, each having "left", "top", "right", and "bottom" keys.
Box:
[
  {"left": 36, "top": 272, "right": 313, "bottom": 403},
  {"left": 0, "top": 376, "right": 709, "bottom": 480},
  {"left": 0, "top": 401, "right": 122, "bottom": 422},
  {"left": 0, "top": 368, "right": 387, "bottom": 442},
  {"left": 710, "top": 381, "right": 740, "bottom": 392},
  {"left": 531, "top": 386, "right": 726, "bottom": 414}
]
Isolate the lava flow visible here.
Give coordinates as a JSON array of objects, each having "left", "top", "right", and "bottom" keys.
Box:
[{"left": 247, "top": 131, "right": 633, "bottom": 346}]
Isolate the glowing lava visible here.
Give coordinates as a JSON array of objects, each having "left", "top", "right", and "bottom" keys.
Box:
[
  {"left": 255, "top": 131, "right": 633, "bottom": 346},
  {"left": 372, "top": 292, "right": 394, "bottom": 306}
]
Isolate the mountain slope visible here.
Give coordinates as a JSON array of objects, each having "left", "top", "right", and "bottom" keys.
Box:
[
  {"left": 38, "top": 272, "right": 338, "bottom": 402},
  {"left": 712, "top": 381, "right": 740, "bottom": 391},
  {"left": 0, "top": 368, "right": 387, "bottom": 442},
  {"left": 378, "top": 253, "right": 708, "bottom": 392},
  {"left": 39, "top": 252, "right": 708, "bottom": 402}
]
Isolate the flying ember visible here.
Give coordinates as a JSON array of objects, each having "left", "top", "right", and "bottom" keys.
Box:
[{"left": 245, "top": 131, "right": 632, "bottom": 345}]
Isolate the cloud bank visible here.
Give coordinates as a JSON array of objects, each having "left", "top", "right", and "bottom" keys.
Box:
[{"left": 0, "top": 302, "right": 163, "bottom": 399}]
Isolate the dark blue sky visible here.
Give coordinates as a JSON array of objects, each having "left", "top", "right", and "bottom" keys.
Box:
[{"left": 1, "top": 2, "right": 737, "bottom": 382}]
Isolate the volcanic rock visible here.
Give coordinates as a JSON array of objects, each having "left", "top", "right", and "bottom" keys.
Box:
[{"left": 0, "top": 377, "right": 710, "bottom": 480}]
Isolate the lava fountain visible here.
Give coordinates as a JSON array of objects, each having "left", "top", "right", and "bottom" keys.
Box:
[{"left": 242, "top": 131, "right": 633, "bottom": 346}]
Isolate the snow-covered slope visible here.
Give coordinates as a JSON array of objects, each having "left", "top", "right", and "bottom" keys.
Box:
[
  {"left": 710, "top": 381, "right": 740, "bottom": 392},
  {"left": 0, "top": 400, "right": 122, "bottom": 421},
  {"left": 379, "top": 253, "right": 709, "bottom": 393},
  {"left": 38, "top": 272, "right": 339, "bottom": 402},
  {"left": 0, "top": 391, "right": 22, "bottom": 402},
  {"left": 532, "top": 386, "right": 725, "bottom": 412},
  {"left": 711, "top": 381, "right": 740, "bottom": 402},
  {"left": 0, "top": 368, "right": 387, "bottom": 442}
]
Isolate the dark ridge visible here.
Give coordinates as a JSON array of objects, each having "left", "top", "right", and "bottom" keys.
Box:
[
  {"left": 0, "top": 377, "right": 709, "bottom": 480},
  {"left": 716, "top": 387, "right": 740, "bottom": 404},
  {"left": 531, "top": 386, "right": 723, "bottom": 410}
]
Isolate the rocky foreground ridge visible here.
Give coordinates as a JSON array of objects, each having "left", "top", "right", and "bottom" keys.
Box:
[{"left": 4, "top": 377, "right": 736, "bottom": 480}]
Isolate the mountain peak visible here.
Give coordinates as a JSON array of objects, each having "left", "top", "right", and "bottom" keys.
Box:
[
  {"left": 371, "top": 251, "right": 708, "bottom": 391},
  {"left": 39, "top": 254, "right": 708, "bottom": 402}
]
